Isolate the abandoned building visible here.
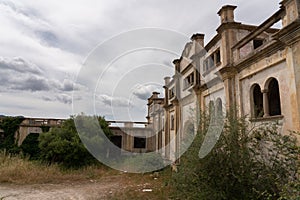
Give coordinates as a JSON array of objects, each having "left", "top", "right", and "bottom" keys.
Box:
[
  {"left": 7, "top": 0, "right": 300, "bottom": 164},
  {"left": 147, "top": 0, "right": 300, "bottom": 162},
  {"left": 12, "top": 117, "right": 157, "bottom": 154}
]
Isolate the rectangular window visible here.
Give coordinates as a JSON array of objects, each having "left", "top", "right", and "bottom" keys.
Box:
[
  {"left": 170, "top": 115, "right": 175, "bottom": 130},
  {"left": 169, "top": 87, "right": 175, "bottom": 99},
  {"left": 215, "top": 49, "right": 221, "bottom": 64},
  {"left": 184, "top": 72, "right": 194, "bottom": 89},
  {"left": 134, "top": 137, "right": 146, "bottom": 148},
  {"left": 203, "top": 49, "right": 221, "bottom": 72},
  {"left": 203, "top": 59, "right": 209, "bottom": 71},
  {"left": 253, "top": 39, "right": 264, "bottom": 49}
]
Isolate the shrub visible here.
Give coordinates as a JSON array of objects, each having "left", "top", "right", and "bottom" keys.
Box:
[
  {"left": 20, "top": 133, "right": 40, "bottom": 160},
  {"left": 122, "top": 153, "right": 165, "bottom": 173},
  {"left": 0, "top": 116, "right": 24, "bottom": 153},
  {"left": 172, "top": 111, "right": 300, "bottom": 200},
  {"left": 39, "top": 116, "right": 112, "bottom": 168}
]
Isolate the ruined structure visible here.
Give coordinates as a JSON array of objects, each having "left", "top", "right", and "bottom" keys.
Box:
[
  {"left": 148, "top": 0, "right": 300, "bottom": 162},
  {"left": 15, "top": 118, "right": 64, "bottom": 146},
  {"left": 10, "top": 0, "right": 300, "bottom": 163},
  {"left": 14, "top": 118, "right": 156, "bottom": 154}
]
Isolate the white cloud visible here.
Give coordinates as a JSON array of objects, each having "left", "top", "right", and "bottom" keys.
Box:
[
  {"left": 132, "top": 84, "right": 164, "bottom": 100},
  {"left": 0, "top": 0, "right": 282, "bottom": 120}
]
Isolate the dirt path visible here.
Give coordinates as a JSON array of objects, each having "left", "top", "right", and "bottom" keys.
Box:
[{"left": 0, "top": 176, "right": 125, "bottom": 200}]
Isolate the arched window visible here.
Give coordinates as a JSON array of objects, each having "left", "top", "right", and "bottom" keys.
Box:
[
  {"left": 216, "top": 98, "right": 223, "bottom": 116},
  {"left": 267, "top": 78, "right": 281, "bottom": 116},
  {"left": 252, "top": 84, "right": 263, "bottom": 118}
]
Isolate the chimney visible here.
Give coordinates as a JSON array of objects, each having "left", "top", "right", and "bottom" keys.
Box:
[
  {"left": 164, "top": 76, "right": 171, "bottom": 85},
  {"left": 281, "top": 0, "right": 300, "bottom": 27},
  {"left": 190, "top": 33, "right": 205, "bottom": 47},
  {"left": 218, "top": 5, "right": 237, "bottom": 23},
  {"left": 152, "top": 92, "right": 159, "bottom": 98},
  {"left": 172, "top": 59, "right": 181, "bottom": 72}
]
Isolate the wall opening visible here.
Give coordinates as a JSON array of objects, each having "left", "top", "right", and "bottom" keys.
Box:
[
  {"left": 267, "top": 78, "right": 281, "bottom": 116},
  {"left": 252, "top": 84, "right": 263, "bottom": 117},
  {"left": 170, "top": 115, "right": 175, "bottom": 130},
  {"left": 134, "top": 137, "right": 146, "bottom": 148},
  {"left": 216, "top": 98, "right": 223, "bottom": 116},
  {"left": 253, "top": 39, "right": 264, "bottom": 49},
  {"left": 111, "top": 135, "right": 122, "bottom": 148}
]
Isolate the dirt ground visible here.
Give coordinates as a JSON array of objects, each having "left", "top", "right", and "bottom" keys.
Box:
[{"left": 0, "top": 175, "right": 138, "bottom": 200}]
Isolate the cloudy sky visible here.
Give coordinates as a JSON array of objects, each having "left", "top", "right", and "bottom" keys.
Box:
[{"left": 0, "top": 0, "right": 281, "bottom": 121}]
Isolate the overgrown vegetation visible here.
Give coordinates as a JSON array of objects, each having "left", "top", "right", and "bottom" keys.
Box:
[
  {"left": 39, "top": 115, "right": 112, "bottom": 168},
  {"left": 0, "top": 115, "right": 112, "bottom": 169},
  {"left": 0, "top": 116, "right": 24, "bottom": 154},
  {"left": 0, "top": 151, "right": 113, "bottom": 184},
  {"left": 20, "top": 133, "right": 40, "bottom": 160},
  {"left": 172, "top": 111, "right": 300, "bottom": 200}
]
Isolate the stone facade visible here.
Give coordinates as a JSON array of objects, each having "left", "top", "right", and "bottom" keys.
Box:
[
  {"left": 9, "top": 0, "right": 300, "bottom": 164},
  {"left": 148, "top": 0, "right": 300, "bottom": 162},
  {"left": 15, "top": 118, "right": 64, "bottom": 146}
]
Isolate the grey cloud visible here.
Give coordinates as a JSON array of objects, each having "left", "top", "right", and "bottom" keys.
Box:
[
  {"left": 98, "top": 94, "right": 130, "bottom": 107},
  {"left": 0, "top": 57, "right": 43, "bottom": 75},
  {"left": 42, "top": 94, "right": 80, "bottom": 105},
  {"left": 35, "top": 30, "right": 59, "bottom": 47},
  {"left": 55, "top": 94, "right": 72, "bottom": 104},
  {"left": 41, "top": 96, "right": 52, "bottom": 101},
  {"left": 11, "top": 76, "right": 50, "bottom": 92},
  {"left": 0, "top": 57, "right": 85, "bottom": 93},
  {"left": 61, "top": 79, "right": 74, "bottom": 91}
]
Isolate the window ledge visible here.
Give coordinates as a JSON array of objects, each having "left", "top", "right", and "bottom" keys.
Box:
[
  {"left": 250, "top": 115, "right": 284, "bottom": 122},
  {"left": 203, "top": 66, "right": 217, "bottom": 77},
  {"left": 183, "top": 84, "right": 194, "bottom": 91}
]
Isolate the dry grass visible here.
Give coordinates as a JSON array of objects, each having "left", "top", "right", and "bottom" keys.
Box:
[
  {"left": 0, "top": 152, "right": 173, "bottom": 199},
  {"left": 0, "top": 151, "right": 116, "bottom": 184},
  {"left": 109, "top": 171, "right": 172, "bottom": 200}
]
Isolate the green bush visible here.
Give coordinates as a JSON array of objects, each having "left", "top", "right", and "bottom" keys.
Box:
[
  {"left": 172, "top": 111, "right": 300, "bottom": 200},
  {"left": 20, "top": 133, "right": 40, "bottom": 160},
  {"left": 38, "top": 116, "right": 112, "bottom": 168},
  {"left": 0, "top": 116, "right": 24, "bottom": 153}
]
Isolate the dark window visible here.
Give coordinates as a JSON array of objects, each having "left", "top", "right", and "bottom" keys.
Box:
[
  {"left": 169, "top": 87, "right": 175, "bottom": 99},
  {"left": 268, "top": 78, "right": 281, "bottom": 116},
  {"left": 253, "top": 84, "right": 264, "bottom": 117},
  {"left": 215, "top": 49, "right": 221, "bottom": 64},
  {"left": 134, "top": 137, "right": 146, "bottom": 148},
  {"left": 203, "top": 59, "right": 209, "bottom": 72},
  {"left": 216, "top": 98, "right": 223, "bottom": 116},
  {"left": 111, "top": 136, "right": 122, "bottom": 148},
  {"left": 170, "top": 115, "right": 175, "bottom": 130},
  {"left": 210, "top": 54, "right": 215, "bottom": 68},
  {"left": 203, "top": 49, "right": 221, "bottom": 72},
  {"left": 253, "top": 39, "right": 264, "bottom": 49},
  {"left": 184, "top": 72, "right": 194, "bottom": 89}
]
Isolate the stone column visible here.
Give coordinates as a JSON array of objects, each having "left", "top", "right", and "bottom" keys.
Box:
[{"left": 262, "top": 89, "right": 269, "bottom": 117}]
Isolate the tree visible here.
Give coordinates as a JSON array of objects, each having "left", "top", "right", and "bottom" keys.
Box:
[
  {"left": 39, "top": 115, "right": 112, "bottom": 168},
  {"left": 0, "top": 116, "right": 24, "bottom": 153},
  {"left": 20, "top": 133, "right": 40, "bottom": 160}
]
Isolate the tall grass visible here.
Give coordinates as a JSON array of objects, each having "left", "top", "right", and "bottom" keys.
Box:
[{"left": 0, "top": 151, "right": 112, "bottom": 184}]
